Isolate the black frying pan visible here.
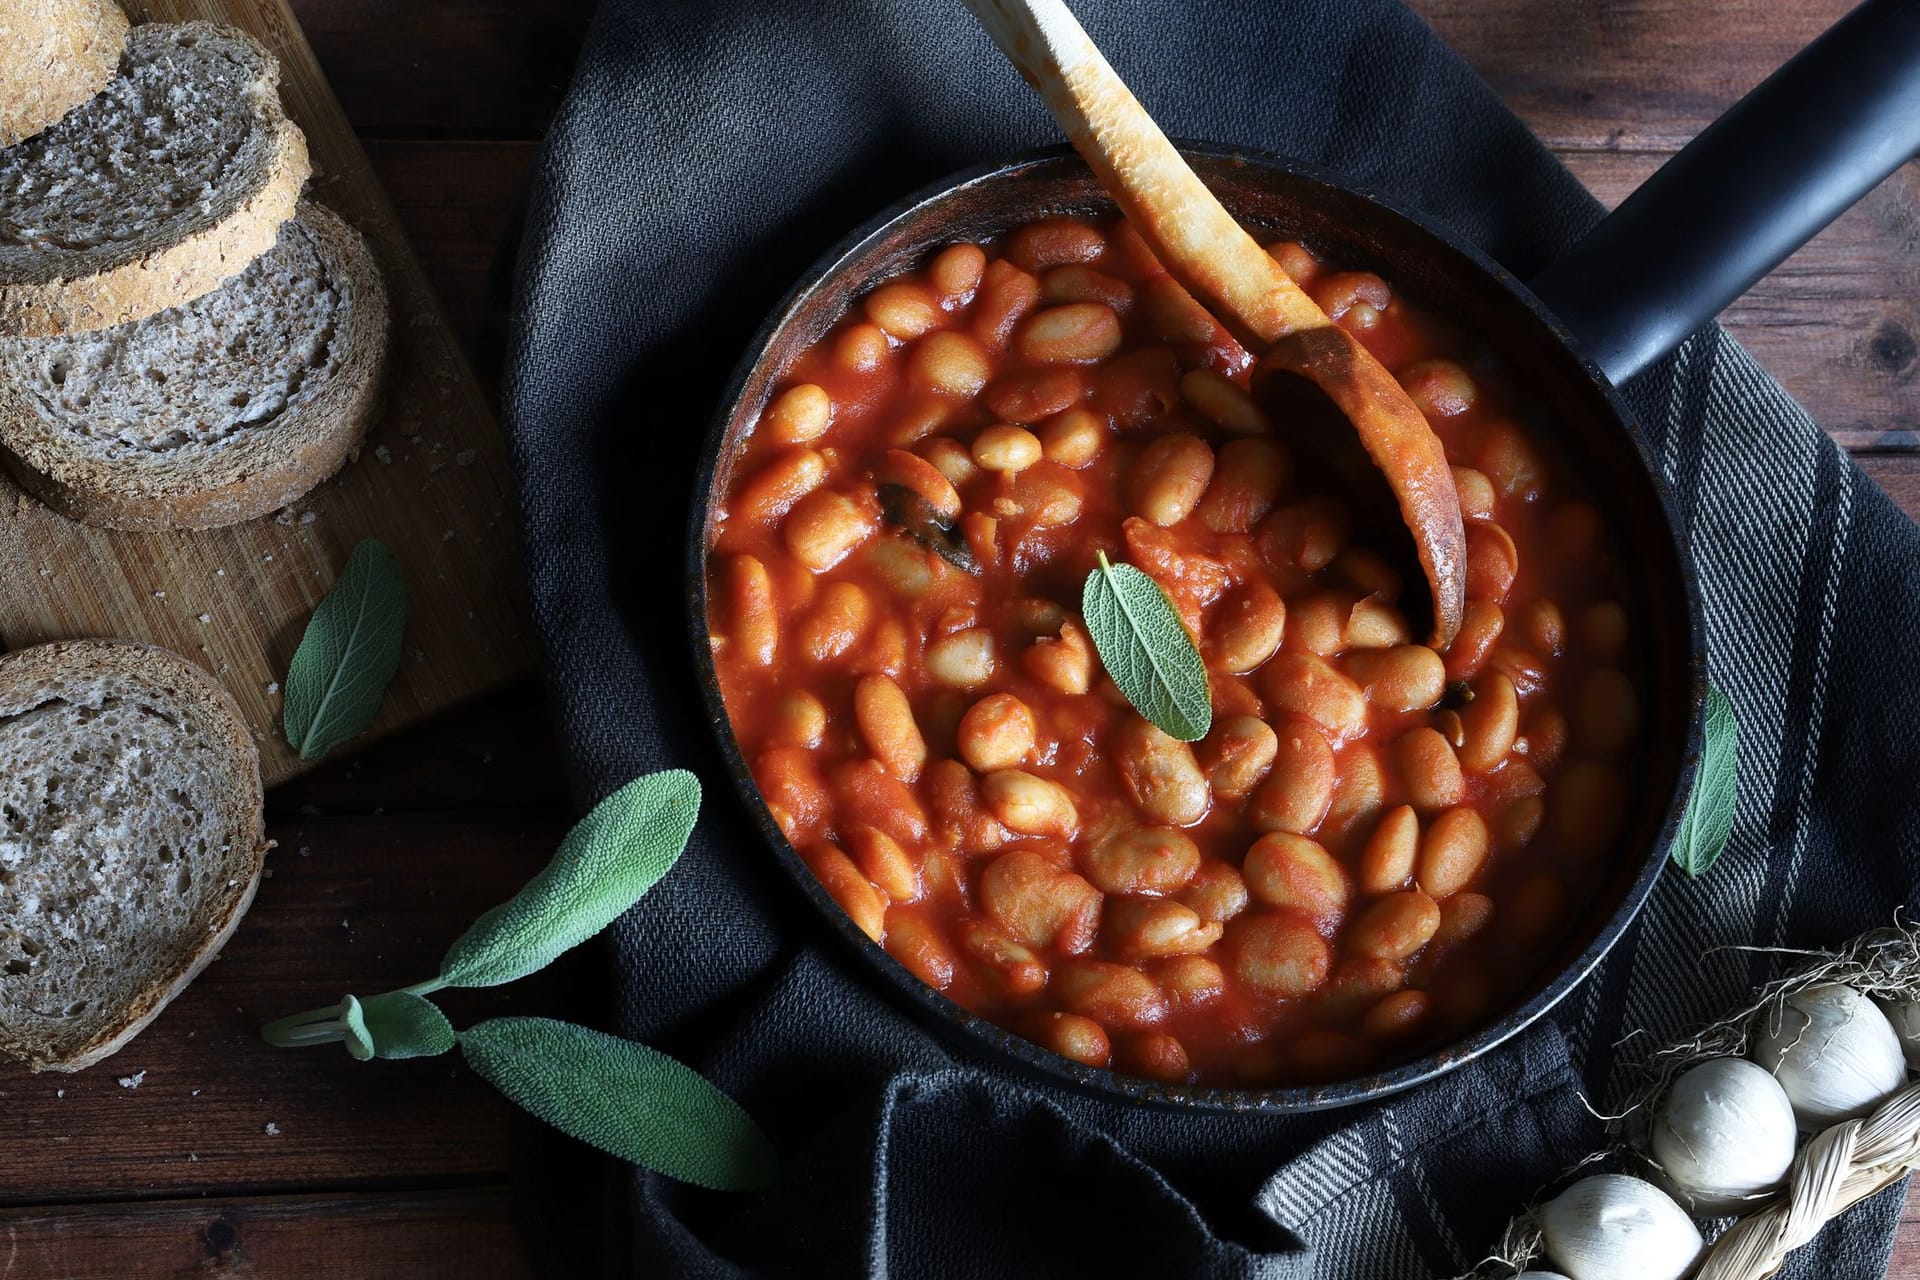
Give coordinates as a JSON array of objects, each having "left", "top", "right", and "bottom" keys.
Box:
[{"left": 688, "top": 0, "right": 1920, "bottom": 1113}]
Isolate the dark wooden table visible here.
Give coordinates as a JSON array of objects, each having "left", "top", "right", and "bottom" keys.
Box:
[{"left": 4, "top": 1, "right": 1916, "bottom": 1275}]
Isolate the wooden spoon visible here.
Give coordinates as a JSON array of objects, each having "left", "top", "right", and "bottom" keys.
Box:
[{"left": 959, "top": 0, "right": 1467, "bottom": 646}]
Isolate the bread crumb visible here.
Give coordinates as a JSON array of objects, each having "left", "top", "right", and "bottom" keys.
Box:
[
  {"left": 266, "top": 681, "right": 279, "bottom": 695},
  {"left": 299, "top": 512, "right": 317, "bottom": 525},
  {"left": 263, "top": 553, "right": 274, "bottom": 562},
  {"left": 152, "top": 590, "right": 166, "bottom": 599},
  {"left": 375, "top": 445, "right": 392, "bottom": 463},
  {"left": 298, "top": 845, "right": 311, "bottom": 857},
  {"left": 55, "top": 1089, "right": 64, "bottom": 1098},
  {"left": 196, "top": 613, "right": 211, "bottom": 624},
  {"left": 216, "top": 568, "right": 226, "bottom": 576},
  {"left": 265, "top": 1122, "right": 281, "bottom": 1136},
  {"left": 117, "top": 1071, "right": 145, "bottom": 1089}
]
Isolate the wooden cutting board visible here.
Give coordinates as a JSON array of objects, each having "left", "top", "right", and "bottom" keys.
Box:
[{"left": 0, "top": 0, "right": 536, "bottom": 786}]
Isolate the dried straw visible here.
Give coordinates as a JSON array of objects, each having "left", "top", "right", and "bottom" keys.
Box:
[
  {"left": 1694, "top": 1080, "right": 1920, "bottom": 1278},
  {"left": 1458, "top": 920, "right": 1920, "bottom": 1280}
]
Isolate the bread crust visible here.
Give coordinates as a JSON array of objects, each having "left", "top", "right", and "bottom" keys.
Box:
[
  {"left": 0, "top": 639, "right": 268, "bottom": 1072},
  {"left": 0, "top": 0, "right": 130, "bottom": 148},
  {"left": 0, "top": 201, "right": 390, "bottom": 530},
  {"left": 0, "top": 22, "right": 311, "bottom": 338}
]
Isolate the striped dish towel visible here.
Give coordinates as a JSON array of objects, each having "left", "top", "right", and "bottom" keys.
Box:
[{"left": 502, "top": 0, "right": 1916, "bottom": 1273}]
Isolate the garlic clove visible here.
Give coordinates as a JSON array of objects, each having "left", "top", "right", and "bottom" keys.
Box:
[
  {"left": 1750, "top": 983, "right": 1906, "bottom": 1129},
  {"left": 1650, "top": 1056, "right": 1796, "bottom": 1212},
  {"left": 1536, "top": 1174, "right": 1703, "bottom": 1280},
  {"left": 1874, "top": 996, "right": 1920, "bottom": 1070}
]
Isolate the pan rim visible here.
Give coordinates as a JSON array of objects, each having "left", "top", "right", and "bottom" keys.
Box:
[{"left": 685, "top": 142, "right": 1707, "bottom": 1114}]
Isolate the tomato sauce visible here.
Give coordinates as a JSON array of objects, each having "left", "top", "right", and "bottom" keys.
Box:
[{"left": 707, "top": 215, "right": 1637, "bottom": 1087}]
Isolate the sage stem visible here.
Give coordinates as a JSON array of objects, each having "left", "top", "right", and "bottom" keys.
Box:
[
  {"left": 260, "top": 999, "right": 347, "bottom": 1046},
  {"left": 262, "top": 1018, "right": 352, "bottom": 1049}
]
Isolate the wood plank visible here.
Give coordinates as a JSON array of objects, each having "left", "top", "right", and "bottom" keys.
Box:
[
  {"left": 0, "top": 0, "right": 537, "bottom": 788},
  {"left": 264, "top": 677, "right": 571, "bottom": 818},
  {"left": 1893, "top": 1192, "right": 1920, "bottom": 1280},
  {"left": 0, "top": 810, "right": 584, "bottom": 1202},
  {"left": 361, "top": 139, "right": 538, "bottom": 389},
  {"left": 1409, "top": 0, "right": 1861, "bottom": 151},
  {"left": 0, "top": 1188, "right": 531, "bottom": 1279},
  {"left": 1860, "top": 454, "right": 1920, "bottom": 524},
  {"left": 1563, "top": 152, "right": 1920, "bottom": 451},
  {"left": 288, "top": 0, "right": 593, "bottom": 139},
  {"left": 277, "top": 0, "right": 1860, "bottom": 151},
  {"left": 1408, "top": 0, "right": 1918, "bottom": 452}
]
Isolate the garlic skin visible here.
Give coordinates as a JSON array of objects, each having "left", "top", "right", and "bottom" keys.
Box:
[
  {"left": 1650, "top": 1056, "right": 1797, "bottom": 1212},
  {"left": 1874, "top": 996, "right": 1920, "bottom": 1070},
  {"left": 1750, "top": 983, "right": 1906, "bottom": 1128},
  {"left": 1536, "top": 1174, "right": 1704, "bottom": 1280}
]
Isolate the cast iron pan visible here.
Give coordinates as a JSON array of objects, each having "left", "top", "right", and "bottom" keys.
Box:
[{"left": 688, "top": 0, "right": 1920, "bottom": 1112}]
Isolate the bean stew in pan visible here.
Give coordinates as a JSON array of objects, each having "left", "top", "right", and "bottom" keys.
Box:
[{"left": 706, "top": 213, "right": 1638, "bottom": 1088}]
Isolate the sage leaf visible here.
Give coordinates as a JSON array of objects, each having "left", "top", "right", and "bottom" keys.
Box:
[
  {"left": 360, "top": 991, "right": 456, "bottom": 1060},
  {"left": 459, "top": 1017, "right": 775, "bottom": 1190},
  {"left": 1672, "top": 683, "right": 1739, "bottom": 878},
  {"left": 341, "top": 994, "right": 375, "bottom": 1062},
  {"left": 438, "top": 770, "right": 701, "bottom": 989},
  {"left": 1081, "top": 551, "right": 1211, "bottom": 741},
  {"left": 283, "top": 540, "right": 408, "bottom": 760}
]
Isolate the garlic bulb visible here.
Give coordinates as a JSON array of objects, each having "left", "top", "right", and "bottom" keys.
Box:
[
  {"left": 1874, "top": 995, "right": 1920, "bottom": 1069},
  {"left": 1749, "top": 982, "right": 1906, "bottom": 1128},
  {"left": 1649, "top": 1056, "right": 1797, "bottom": 1211},
  {"left": 1536, "top": 1174, "right": 1703, "bottom": 1280}
]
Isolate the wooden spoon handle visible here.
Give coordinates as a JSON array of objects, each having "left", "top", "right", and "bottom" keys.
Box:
[{"left": 959, "top": 0, "right": 1322, "bottom": 348}]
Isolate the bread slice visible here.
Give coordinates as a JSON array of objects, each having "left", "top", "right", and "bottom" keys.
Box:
[
  {"left": 0, "top": 640, "right": 268, "bottom": 1072},
  {"left": 0, "top": 201, "right": 389, "bottom": 530},
  {"left": 0, "top": 0, "right": 130, "bottom": 148},
  {"left": 0, "top": 21, "right": 310, "bottom": 337}
]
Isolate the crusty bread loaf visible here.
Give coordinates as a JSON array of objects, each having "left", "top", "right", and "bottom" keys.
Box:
[
  {"left": 0, "top": 0, "right": 130, "bottom": 148},
  {"left": 0, "top": 640, "right": 268, "bottom": 1072},
  {"left": 0, "top": 21, "right": 310, "bottom": 337},
  {"left": 0, "top": 201, "right": 389, "bottom": 530}
]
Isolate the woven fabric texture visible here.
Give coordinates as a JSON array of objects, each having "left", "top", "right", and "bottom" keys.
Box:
[{"left": 502, "top": 0, "right": 1915, "bottom": 1273}]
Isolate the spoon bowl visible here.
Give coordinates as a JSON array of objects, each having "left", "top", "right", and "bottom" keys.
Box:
[{"left": 960, "top": 0, "right": 1467, "bottom": 645}]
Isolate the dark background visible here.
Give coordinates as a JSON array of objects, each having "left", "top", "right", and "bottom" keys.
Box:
[{"left": 0, "top": 0, "right": 1915, "bottom": 1273}]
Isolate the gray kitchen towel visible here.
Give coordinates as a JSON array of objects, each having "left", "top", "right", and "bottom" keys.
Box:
[{"left": 501, "top": 0, "right": 1915, "bottom": 1273}]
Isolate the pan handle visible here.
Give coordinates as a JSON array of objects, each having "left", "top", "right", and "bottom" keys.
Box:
[{"left": 1528, "top": 0, "right": 1920, "bottom": 386}]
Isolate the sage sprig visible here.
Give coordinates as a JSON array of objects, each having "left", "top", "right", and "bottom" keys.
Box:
[
  {"left": 358, "top": 990, "right": 456, "bottom": 1059},
  {"left": 283, "top": 539, "right": 409, "bottom": 760},
  {"left": 1672, "top": 683, "right": 1739, "bottom": 878},
  {"left": 461, "top": 1018, "right": 774, "bottom": 1191},
  {"left": 261, "top": 769, "right": 775, "bottom": 1190},
  {"left": 1081, "top": 551, "right": 1212, "bottom": 740},
  {"left": 437, "top": 769, "right": 700, "bottom": 989}
]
